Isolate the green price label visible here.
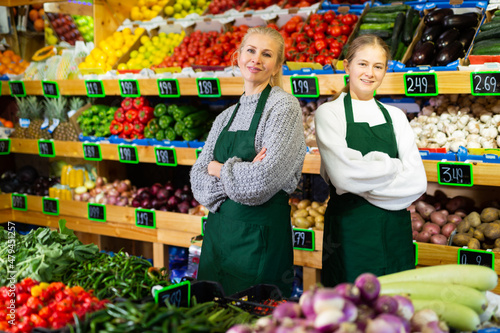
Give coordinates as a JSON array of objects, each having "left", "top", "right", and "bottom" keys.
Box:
[
  {"left": 404, "top": 72, "right": 438, "bottom": 96},
  {"left": 12, "top": 193, "right": 27, "bottom": 211},
  {"left": 82, "top": 143, "right": 102, "bottom": 161},
  {"left": 293, "top": 228, "right": 315, "bottom": 251},
  {"left": 196, "top": 78, "right": 221, "bottom": 98},
  {"left": 9, "top": 81, "right": 26, "bottom": 97},
  {"left": 290, "top": 76, "right": 319, "bottom": 97},
  {"left": 154, "top": 147, "right": 177, "bottom": 166},
  {"left": 195, "top": 148, "right": 202, "bottom": 159},
  {"left": 119, "top": 79, "right": 140, "bottom": 97},
  {"left": 413, "top": 241, "right": 418, "bottom": 266},
  {"left": 38, "top": 140, "right": 55, "bottom": 157},
  {"left": 154, "top": 280, "right": 191, "bottom": 307},
  {"left": 437, "top": 162, "right": 473, "bottom": 187},
  {"left": 118, "top": 145, "right": 139, "bottom": 164},
  {"left": 157, "top": 79, "right": 180, "bottom": 98},
  {"left": 88, "top": 203, "right": 106, "bottom": 222},
  {"left": 201, "top": 216, "right": 207, "bottom": 236},
  {"left": 471, "top": 72, "right": 500, "bottom": 96},
  {"left": 85, "top": 80, "right": 105, "bottom": 97},
  {"left": 0, "top": 138, "right": 10, "bottom": 155},
  {"left": 42, "top": 81, "right": 60, "bottom": 98},
  {"left": 42, "top": 197, "right": 59, "bottom": 216},
  {"left": 135, "top": 208, "right": 156, "bottom": 229},
  {"left": 458, "top": 248, "right": 494, "bottom": 270}
]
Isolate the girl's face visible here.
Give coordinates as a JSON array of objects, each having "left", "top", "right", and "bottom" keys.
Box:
[
  {"left": 238, "top": 34, "right": 280, "bottom": 94},
  {"left": 343, "top": 44, "right": 387, "bottom": 100}
]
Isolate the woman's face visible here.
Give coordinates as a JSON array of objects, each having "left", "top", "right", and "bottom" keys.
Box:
[
  {"left": 238, "top": 33, "right": 280, "bottom": 93},
  {"left": 343, "top": 44, "right": 387, "bottom": 100}
]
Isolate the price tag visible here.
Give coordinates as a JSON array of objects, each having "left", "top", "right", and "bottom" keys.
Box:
[
  {"left": 119, "top": 79, "right": 140, "bottom": 97},
  {"left": 88, "top": 203, "right": 106, "bottom": 222},
  {"left": 154, "top": 147, "right": 177, "bottom": 166},
  {"left": 293, "top": 228, "right": 315, "bottom": 251},
  {"left": 196, "top": 78, "right": 221, "bottom": 98},
  {"left": 0, "top": 138, "right": 10, "bottom": 155},
  {"left": 404, "top": 73, "right": 438, "bottom": 96},
  {"left": 135, "top": 208, "right": 156, "bottom": 229},
  {"left": 154, "top": 280, "right": 191, "bottom": 307},
  {"left": 458, "top": 248, "right": 494, "bottom": 270},
  {"left": 201, "top": 216, "right": 207, "bottom": 236},
  {"left": 437, "top": 162, "right": 473, "bottom": 187},
  {"left": 413, "top": 241, "right": 418, "bottom": 266},
  {"left": 82, "top": 143, "right": 102, "bottom": 161},
  {"left": 38, "top": 140, "right": 55, "bottom": 158},
  {"left": 470, "top": 72, "right": 500, "bottom": 96},
  {"left": 157, "top": 79, "right": 180, "bottom": 98},
  {"left": 118, "top": 145, "right": 139, "bottom": 164},
  {"left": 42, "top": 197, "right": 59, "bottom": 216},
  {"left": 42, "top": 81, "right": 60, "bottom": 98},
  {"left": 85, "top": 80, "right": 105, "bottom": 97},
  {"left": 344, "top": 75, "right": 349, "bottom": 85},
  {"left": 9, "top": 81, "right": 26, "bottom": 97},
  {"left": 290, "top": 76, "right": 319, "bottom": 98},
  {"left": 195, "top": 148, "right": 202, "bottom": 159},
  {"left": 11, "top": 193, "right": 27, "bottom": 211}
]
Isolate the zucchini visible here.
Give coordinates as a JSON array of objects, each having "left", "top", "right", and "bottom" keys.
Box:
[
  {"left": 494, "top": 10, "right": 500, "bottom": 16},
  {"left": 480, "top": 21, "right": 500, "bottom": 31},
  {"left": 471, "top": 42, "right": 500, "bottom": 55},
  {"left": 394, "top": 42, "right": 407, "bottom": 60},
  {"left": 380, "top": 281, "right": 487, "bottom": 314},
  {"left": 359, "top": 22, "right": 394, "bottom": 30},
  {"left": 472, "top": 38, "right": 500, "bottom": 50},
  {"left": 361, "top": 16, "right": 395, "bottom": 23},
  {"left": 367, "top": 4, "right": 409, "bottom": 13},
  {"left": 172, "top": 105, "right": 197, "bottom": 122},
  {"left": 183, "top": 110, "right": 210, "bottom": 129},
  {"left": 364, "top": 11, "right": 402, "bottom": 20},
  {"left": 391, "top": 12, "right": 405, "bottom": 58},
  {"left": 412, "top": 299, "right": 480, "bottom": 332},
  {"left": 182, "top": 126, "right": 205, "bottom": 141},
  {"left": 357, "top": 29, "right": 392, "bottom": 39},
  {"left": 403, "top": 8, "right": 416, "bottom": 45},
  {"left": 475, "top": 27, "right": 500, "bottom": 42},
  {"left": 378, "top": 264, "right": 498, "bottom": 291},
  {"left": 492, "top": 16, "right": 500, "bottom": 22}
]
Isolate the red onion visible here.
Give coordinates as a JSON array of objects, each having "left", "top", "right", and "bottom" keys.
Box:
[
  {"left": 141, "top": 198, "right": 152, "bottom": 209},
  {"left": 272, "top": 302, "right": 302, "bottom": 321},
  {"left": 174, "top": 188, "right": 184, "bottom": 199},
  {"left": 121, "top": 191, "right": 132, "bottom": 198},
  {"left": 393, "top": 295, "right": 414, "bottom": 321},
  {"left": 376, "top": 313, "right": 408, "bottom": 333},
  {"left": 113, "top": 179, "right": 120, "bottom": 187},
  {"left": 374, "top": 295, "right": 398, "bottom": 314},
  {"left": 354, "top": 273, "right": 380, "bottom": 303},
  {"left": 81, "top": 192, "right": 90, "bottom": 202},
  {"left": 107, "top": 196, "right": 117, "bottom": 206},
  {"left": 342, "top": 300, "right": 357, "bottom": 322},
  {"left": 313, "top": 289, "right": 345, "bottom": 314},
  {"left": 365, "top": 317, "right": 399, "bottom": 333},
  {"left": 178, "top": 200, "right": 191, "bottom": 214},
  {"left": 131, "top": 198, "right": 141, "bottom": 208},
  {"left": 156, "top": 188, "right": 169, "bottom": 201},
  {"left": 140, "top": 190, "right": 152, "bottom": 200},
  {"left": 74, "top": 193, "right": 82, "bottom": 201},
  {"left": 150, "top": 183, "right": 162, "bottom": 196},
  {"left": 116, "top": 196, "right": 128, "bottom": 207},
  {"left": 123, "top": 179, "right": 131, "bottom": 187},
  {"left": 108, "top": 188, "right": 119, "bottom": 197},
  {"left": 332, "top": 283, "right": 361, "bottom": 305},
  {"left": 103, "top": 183, "right": 113, "bottom": 192},
  {"left": 226, "top": 324, "right": 252, "bottom": 333},
  {"left": 314, "top": 308, "right": 345, "bottom": 332},
  {"left": 167, "top": 196, "right": 180, "bottom": 210},
  {"left": 95, "top": 176, "right": 104, "bottom": 187},
  {"left": 116, "top": 181, "right": 128, "bottom": 193},
  {"left": 191, "top": 198, "right": 199, "bottom": 208},
  {"left": 411, "top": 309, "right": 439, "bottom": 332},
  {"left": 164, "top": 181, "right": 175, "bottom": 192},
  {"left": 299, "top": 289, "right": 316, "bottom": 319}
]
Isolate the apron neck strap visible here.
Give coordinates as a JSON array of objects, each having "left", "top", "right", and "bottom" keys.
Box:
[{"left": 344, "top": 91, "right": 392, "bottom": 124}]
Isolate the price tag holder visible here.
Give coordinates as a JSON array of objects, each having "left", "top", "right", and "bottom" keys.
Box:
[
  {"left": 0, "top": 138, "right": 10, "bottom": 155},
  {"left": 42, "top": 197, "right": 59, "bottom": 216},
  {"left": 135, "top": 208, "right": 156, "bottom": 229},
  {"left": 88, "top": 203, "right": 106, "bottom": 222},
  {"left": 11, "top": 193, "right": 27, "bottom": 211},
  {"left": 196, "top": 78, "right": 221, "bottom": 98},
  {"left": 471, "top": 71, "right": 500, "bottom": 96},
  {"left": 9, "top": 81, "right": 26, "bottom": 97},
  {"left": 201, "top": 216, "right": 207, "bottom": 236},
  {"left": 154, "top": 147, "right": 177, "bottom": 166},
  {"left": 154, "top": 280, "right": 191, "bottom": 307},
  {"left": 290, "top": 76, "right": 320, "bottom": 98},
  {"left": 157, "top": 79, "right": 180, "bottom": 98},
  {"left": 437, "top": 162, "right": 473, "bottom": 187},
  {"left": 118, "top": 144, "right": 139, "bottom": 164},
  {"left": 343, "top": 75, "right": 349, "bottom": 85},
  {"left": 195, "top": 148, "right": 202, "bottom": 159},
  {"left": 119, "top": 79, "right": 140, "bottom": 97},
  {"left": 85, "top": 80, "right": 105, "bottom": 97},
  {"left": 458, "top": 248, "right": 494, "bottom": 270},
  {"left": 293, "top": 228, "right": 315, "bottom": 251},
  {"left": 38, "top": 140, "right": 56, "bottom": 158},
  {"left": 82, "top": 143, "right": 102, "bottom": 161},
  {"left": 404, "top": 72, "right": 438, "bottom": 96},
  {"left": 42, "top": 81, "right": 60, "bottom": 98},
  {"left": 413, "top": 241, "right": 418, "bottom": 266}
]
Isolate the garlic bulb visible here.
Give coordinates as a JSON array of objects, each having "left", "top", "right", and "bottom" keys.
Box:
[
  {"left": 497, "top": 136, "right": 500, "bottom": 148},
  {"left": 481, "top": 139, "right": 497, "bottom": 149},
  {"left": 450, "top": 130, "right": 467, "bottom": 140},
  {"left": 466, "top": 120, "right": 480, "bottom": 134},
  {"left": 480, "top": 126, "right": 498, "bottom": 140},
  {"left": 439, "top": 112, "right": 451, "bottom": 121},
  {"left": 492, "top": 114, "right": 500, "bottom": 126},
  {"left": 413, "top": 126, "right": 423, "bottom": 136},
  {"left": 480, "top": 112, "right": 493, "bottom": 125},
  {"left": 467, "top": 134, "right": 480, "bottom": 143},
  {"left": 432, "top": 132, "right": 448, "bottom": 146},
  {"left": 445, "top": 123, "right": 458, "bottom": 136},
  {"left": 450, "top": 139, "right": 467, "bottom": 152},
  {"left": 466, "top": 141, "right": 481, "bottom": 149}
]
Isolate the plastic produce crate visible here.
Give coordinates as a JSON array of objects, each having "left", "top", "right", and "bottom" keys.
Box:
[{"left": 226, "top": 284, "right": 286, "bottom": 315}]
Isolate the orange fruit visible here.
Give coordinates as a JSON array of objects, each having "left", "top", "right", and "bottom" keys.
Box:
[
  {"left": 34, "top": 18, "right": 44, "bottom": 32},
  {"left": 3, "top": 50, "right": 14, "bottom": 58},
  {"left": 11, "top": 54, "right": 21, "bottom": 63},
  {"left": 29, "top": 9, "right": 39, "bottom": 22},
  {"left": 3, "top": 120, "right": 14, "bottom": 128},
  {"left": 0, "top": 64, "right": 6, "bottom": 74},
  {"left": 39, "top": 9, "right": 45, "bottom": 19},
  {"left": 0, "top": 56, "right": 10, "bottom": 65}
]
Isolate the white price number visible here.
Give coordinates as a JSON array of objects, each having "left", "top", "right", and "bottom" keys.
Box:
[
  {"left": 441, "top": 166, "right": 463, "bottom": 184},
  {"left": 121, "top": 81, "right": 136, "bottom": 95},
  {"left": 89, "top": 205, "right": 101, "bottom": 219},
  {"left": 120, "top": 147, "right": 132, "bottom": 160},
  {"left": 474, "top": 74, "right": 497, "bottom": 93},
  {"left": 13, "top": 196, "right": 24, "bottom": 208},
  {"left": 292, "top": 79, "right": 309, "bottom": 94},
  {"left": 198, "top": 80, "right": 213, "bottom": 95},
  {"left": 137, "top": 211, "right": 150, "bottom": 225},
  {"left": 407, "top": 76, "right": 428, "bottom": 94},
  {"left": 160, "top": 81, "right": 174, "bottom": 95},
  {"left": 164, "top": 289, "right": 182, "bottom": 307},
  {"left": 294, "top": 231, "right": 306, "bottom": 247},
  {"left": 461, "top": 253, "right": 483, "bottom": 266}
]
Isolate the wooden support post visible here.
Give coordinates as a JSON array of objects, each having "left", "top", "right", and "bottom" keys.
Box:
[
  {"left": 153, "top": 242, "right": 169, "bottom": 268},
  {"left": 302, "top": 266, "right": 321, "bottom": 290}
]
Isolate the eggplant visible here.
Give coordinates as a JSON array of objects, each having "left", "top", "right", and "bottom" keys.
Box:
[
  {"left": 457, "top": 27, "right": 476, "bottom": 51},
  {"left": 424, "top": 8, "right": 454, "bottom": 26},
  {"left": 436, "top": 40, "right": 464, "bottom": 66},
  {"left": 436, "top": 29, "right": 460, "bottom": 50},
  {"left": 443, "top": 13, "right": 479, "bottom": 30},
  {"left": 421, "top": 25, "right": 443, "bottom": 43},
  {"left": 412, "top": 41, "right": 435, "bottom": 65}
]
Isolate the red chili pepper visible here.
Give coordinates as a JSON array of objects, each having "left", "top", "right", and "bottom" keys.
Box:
[
  {"left": 121, "top": 97, "right": 134, "bottom": 110},
  {"left": 114, "top": 107, "right": 126, "bottom": 122},
  {"left": 125, "top": 109, "right": 138, "bottom": 122},
  {"left": 110, "top": 120, "right": 124, "bottom": 135},
  {"left": 133, "top": 96, "right": 149, "bottom": 109},
  {"left": 123, "top": 122, "right": 133, "bottom": 136},
  {"left": 138, "top": 106, "right": 154, "bottom": 124}
]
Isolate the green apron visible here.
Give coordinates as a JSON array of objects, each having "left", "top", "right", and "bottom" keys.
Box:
[
  {"left": 198, "top": 85, "right": 294, "bottom": 297},
  {"left": 321, "top": 92, "right": 414, "bottom": 287}
]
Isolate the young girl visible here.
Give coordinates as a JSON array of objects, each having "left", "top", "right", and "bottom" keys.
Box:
[
  {"left": 315, "top": 35, "right": 427, "bottom": 286},
  {"left": 190, "top": 27, "right": 306, "bottom": 296}
]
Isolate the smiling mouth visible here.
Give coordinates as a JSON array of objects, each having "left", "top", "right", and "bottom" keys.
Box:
[
  {"left": 361, "top": 78, "right": 374, "bottom": 84},
  {"left": 248, "top": 67, "right": 261, "bottom": 73}
]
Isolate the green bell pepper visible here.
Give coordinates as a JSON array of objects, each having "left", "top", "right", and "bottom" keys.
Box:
[
  {"left": 158, "top": 115, "right": 174, "bottom": 129},
  {"left": 154, "top": 103, "right": 167, "bottom": 117}
]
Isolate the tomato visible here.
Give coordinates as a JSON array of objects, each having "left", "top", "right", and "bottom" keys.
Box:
[
  {"left": 16, "top": 293, "right": 30, "bottom": 305},
  {"left": 16, "top": 321, "right": 31, "bottom": 333},
  {"left": 340, "top": 24, "right": 351, "bottom": 36},
  {"left": 38, "top": 306, "right": 50, "bottom": 319},
  {"left": 314, "top": 39, "right": 327, "bottom": 52},
  {"left": 26, "top": 297, "right": 42, "bottom": 311},
  {"left": 331, "top": 46, "right": 342, "bottom": 59},
  {"left": 17, "top": 305, "right": 33, "bottom": 318},
  {"left": 296, "top": 41, "right": 308, "bottom": 52},
  {"left": 329, "top": 26, "right": 342, "bottom": 37},
  {"left": 314, "top": 54, "right": 326, "bottom": 65},
  {"left": 295, "top": 34, "right": 307, "bottom": 44},
  {"left": 290, "top": 15, "right": 303, "bottom": 24},
  {"left": 323, "top": 10, "right": 336, "bottom": 23},
  {"left": 314, "top": 22, "right": 328, "bottom": 34},
  {"left": 0, "top": 287, "right": 10, "bottom": 301},
  {"left": 267, "top": 23, "right": 279, "bottom": 30},
  {"left": 305, "top": 25, "right": 315, "bottom": 38},
  {"left": 313, "top": 32, "right": 325, "bottom": 41},
  {"left": 341, "top": 15, "right": 353, "bottom": 26},
  {"left": 30, "top": 314, "right": 47, "bottom": 328},
  {"left": 338, "top": 35, "right": 348, "bottom": 45}
]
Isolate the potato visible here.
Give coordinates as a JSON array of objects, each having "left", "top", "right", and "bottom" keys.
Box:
[
  {"left": 415, "top": 201, "right": 435, "bottom": 219},
  {"left": 452, "top": 233, "right": 471, "bottom": 247},
  {"left": 495, "top": 238, "right": 500, "bottom": 248},
  {"left": 317, "top": 206, "right": 327, "bottom": 215},
  {"left": 480, "top": 207, "right": 499, "bottom": 223},
  {"left": 467, "top": 238, "right": 481, "bottom": 249},
  {"left": 463, "top": 211, "right": 481, "bottom": 227},
  {"left": 483, "top": 223, "right": 500, "bottom": 240},
  {"left": 476, "top": 223, "right": 489, "bottom": 233},
  {"left": 492, "top": 247, "right": 500, "bottom": 253},
  {"left": 293, "top": 209, "right": 308, "bottom": 218},
  {"left": 307, "top": 216, "right": 314, "bottom": 224},
  {"left": 297, "top": 200, "right": 311, "bottom": 210},
  {"left": 474, "top": 229, "right": 485, "bottom": 242},
  {"left": 311, "top": 201, "right": 321, "bottom": 210},
  {"left": 467, "top": 228, "right": 475, "bottom": 237},
  {"left": 430, "top": 211, "right": 447, "bottom": 227},
  {"left": 290, "top": 205, "right": 297, "bottom": 216},
  {"left": 309, "top": 209, "right": 321, "bottom": 217},
  {"left": 315, "top": 221, "right": 324, "bottom": 230},
  {"left": 295, "top": 217, "right": 313, "bottom": 229},
  {"left": 456, "top": 219, "right": 471, "bottom": 234},
  {"left": 482, "top": 242, "right": 495, "bottom": 250},
  {"left": 315, "top": 215, "right": 324, "bottom": 223}
]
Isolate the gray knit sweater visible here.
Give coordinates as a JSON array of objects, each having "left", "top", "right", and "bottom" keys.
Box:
[{"left": 190, "top": 86, "right": 306, "bottom": 213}]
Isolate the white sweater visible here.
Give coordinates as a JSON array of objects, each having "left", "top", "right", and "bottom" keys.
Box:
[{"left": 315, "top": 92, "right": 427, "bottom": 211}]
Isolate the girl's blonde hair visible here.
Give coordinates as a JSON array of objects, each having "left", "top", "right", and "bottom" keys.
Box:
[
  {"left": 334, "top": 35, "right": 391, "bottom": 100},
  {"left": 233, "top": 26, "right": 285, "bottom": 88}
]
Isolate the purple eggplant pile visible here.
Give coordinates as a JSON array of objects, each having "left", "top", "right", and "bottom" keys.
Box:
[
  {"left": 131, "top": 181, "right": 199, "bottom": 213},
  {"left": 407, "top": 9, "right": 480, "bottom": 67}
]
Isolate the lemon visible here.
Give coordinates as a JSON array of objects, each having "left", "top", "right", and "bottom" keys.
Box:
[
  {"left": 182, "top": 0, "right": 191, "bottom": 10},
  {"left": 140, "top": 35, "right": 150, "bottom": 45},
  {"left": 115, "top": 50, "right": 124, "bottom": 58},
  {"left": 138, "top": 46, "right": 146, "bottom": 54},
  {"left": 136, "top": 53, "right": 145, "bottom": 61},
  {"left": 117, "top": 63, "right": 128, "bottom": 70},
  {"left": 180, "top": 9, "right": 188, "bottom": 16},
  {"left": 146, "top": 0, "right": 157, "bottom": 6},
  {"left": 122, "top": 28, "right": 132, "bottom": 35},
  {"left": 143, "top": 51, "right": 152, "bottom": 59},
  {"left": 141, "top": 59, "right": 151, "bottom": 68},
  {"left": 153, "top": 57, "right": 163, "bottom": 65},
  {"left": 86, "top": 57, "right": 96, "bottom": 67},
  {"left": 152, "top": 5, "right": 162, "bottom": 12},
  {"left": 107, "top": 55, "right": 118, "bottom": 65},
  {"left": 197, "top": 0, "right": 206, "bottom": 7},
  {"left": 159, "top": 32, "right": 167, "bottom": 39},
  {"left": 47, "top": 35, "right": 58, "bottom": 45},
  {"left": 164, "top": 6, "right": 174, "bottom": 16},
  {"left": 173, "top": 3, "right": 182, "bottom": 12},
  {"left": 130, "top": 50, "right": 139, "bottom": 59},
  {"left": 130, "top": 11, "right": 143, "bottom": 21}
]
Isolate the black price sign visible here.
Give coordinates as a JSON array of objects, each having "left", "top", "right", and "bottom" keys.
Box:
[
  {"left": 471, "top": 72, "right": 500, "bottom": 96},
  {"left": 195, "top": 148, "right": 202, "bottom": 159},
  {"left": 42, "top": 197, "right": 59, "bottom": 216},
  {"left": 154, "top": 147, "right": 177, "bottom": 166},
  {"left": 88, "top": 203, "right": 106, "bottom": 222},
  {"left": 82, "top": 143, "right": 102, "bottom": 161},
  {"left": 38, "top": 140, "right": 55, "bottom": 157},
  {"left": 404, "top": 73, "right": 438, "bottom": 96},
  {"left": 196, "top": 78, "right": 221, "bottom": 98},
  {"left": 135, "top": 208, "right": 156, "bottom": 229},
  {"left": 85, "top": 80, "right": 105, "bottom": 97},
  {"left": 9, "top": 81, "right": 26, "bottom": 97},
  {"left": 118, "top": 145, "right": 139, "bottom": 164},
  {"left": 119, "top": 79, "right": 140, "bottom": 97},
  {"left": 201, "top": 216, "right": 207, "bottom": 236},
  {"left": 154, "top": 280, "right": 191, "bottom": 307},
  {"left": 413, "top": 241, "right": 418, "bottom": 266},
  {"left": 11, "top": 193, "right": 27, "bottom": 211},
  {"left": 0, "top": 138, "right": 10, "bottom": 155},
  {"left": 437, "top": 162, "right": 473, "bottom": 187},
  {"left": 42, "top": 81, "right": 60, "bottom": 98},
  {"left": 293, "top": 228, "right": 315, "bottom": 251},
  {"left": 344, "top": 75, "right": 349, "bottom": 85},
  {"left": 157, "top": 79, "right": 180, "bottom": 98},
  {"left": 458, "top": 248, "right": 494, "bottom": 270},
  {"left": 290, "top": 76, "right": 319, "bottom": 98}
]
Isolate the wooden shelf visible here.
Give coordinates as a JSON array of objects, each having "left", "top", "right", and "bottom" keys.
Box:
[
  {"left": 423, "top": 160, "right": 500, "bottom": 186},
  {"left": 0, "top": 72, "right": 477, "bottom": 97}
]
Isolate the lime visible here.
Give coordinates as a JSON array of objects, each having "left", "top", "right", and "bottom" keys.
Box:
[
  {"left": 164, "top": 6, "right": 174, "bottom": 16},
  {"left": 138, "top": 46, "right": 147, "bottom": 54},
  {"left": 197, "top": 0, "right": 206, "bottom": 7},
  {"left": 173, "top": 3, "right": 182, "bottom": 12}
]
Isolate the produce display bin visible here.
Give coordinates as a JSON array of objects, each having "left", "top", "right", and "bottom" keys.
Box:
[{"left": 226, "top": 284, "right": 286, "bottom": 315}]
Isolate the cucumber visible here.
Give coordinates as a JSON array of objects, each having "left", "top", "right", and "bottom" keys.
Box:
[
  {"left": 394, "top": 42, "right": 407, "bottom": 60},
  {"left": 492, "top": 16, "right": 500, "bottom": 22},
  {"left": 364, "top": 11, "right": 402, "bottom": 20},
  {"left": 475, "top": 27, "right": 500, "bottom": 42},
  {"left": 403, "top": 8, "right": 417, "bottom": 45},
  {"left": 480, "top": 21, "right": 500, "bottom": 31},
  {"left": 380, "top": 281, "right": 487, "bottom": 314},
  {"left": 391, "top": 12, "right": 405, "bottom": 58},
  {"left": 358, "top": 29, "right": 392, "bottom": 39},
  {"left": 359, "top": 22, "right": 394, "bottom": 30},
  {"left": 378, "top": 264, "right": 498, "bottom": 291},
  {"left": 494, "top": 10, "right": 500, "bottom": 16},
  {"left": 367, "top": 4, "right": 409, "bottom": 13},
  {"left": 472, "top": 43, "right": 500, "bottom": 55},
  {"left": 412, "top": 299, "right": 480, "bottom": 332},
  {"left": 362, "top": 16, "right": 395, "bottom": 23}
]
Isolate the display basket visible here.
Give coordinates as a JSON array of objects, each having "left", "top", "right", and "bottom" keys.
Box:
[
  {"left": 191, "top": 280, "right": 226, "bottom": 303},
  {"left": 226, "top": 284, "right": 287, "bottom": 315}
]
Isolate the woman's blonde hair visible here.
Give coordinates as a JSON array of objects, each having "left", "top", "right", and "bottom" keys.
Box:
[
  {"left": 233, "top": 26, "right": 285, "bottom": 88},
  {"left": 333, "top": 34, "right": 391, "bottom": 100}
]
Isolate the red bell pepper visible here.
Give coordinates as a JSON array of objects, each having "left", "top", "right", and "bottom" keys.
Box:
[
  {"left": 133, "top": 120, "right": 145, "bottom": 134},
  {"left": 121, "top": 97, "right": 134, "bottom": 110},
  {"left": 125, "top": 109, "right": 138, "bottom": 122},
  {"left": 119, "top": 133, "right": 128, "bottom": 139},
  {"left": 123, "top": 122, "right": 133, "bottom": 135},
  {"left": 138, "top": 106, "right": 154, "bottom": 124},
  {"left": 110, "top": 120, "right": 123, "bottom": 135},
  {"left": 114, "top": 107, "right": 126, "bottom": 122},
  {"left": 133, "top": 96, "right": 149, "bottom": 109},
  {"left": 130, "top": 132, "right": 145, "bottom": 140}
]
